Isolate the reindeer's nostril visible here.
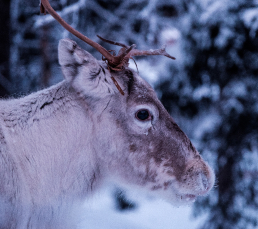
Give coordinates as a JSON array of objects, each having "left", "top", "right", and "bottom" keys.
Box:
[{"left": 201, "top": 173, "right": 209, "bottom": 191}]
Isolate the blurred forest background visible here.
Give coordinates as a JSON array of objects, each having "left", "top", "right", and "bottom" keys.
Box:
[{"left": 1, "top": 0, "right": 258, "bottom": 228}]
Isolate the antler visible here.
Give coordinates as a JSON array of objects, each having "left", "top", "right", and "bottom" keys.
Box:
[
  {"left": 97, "top": 35, "right": 176, "bottom": 61},
  {"left": 39, "top": 0, "right": 175, "bottom": 95},
  {"left": 40, "top": 0, "right": 112, "bottom": 62},
  {"left": 39, "top": 0, "right": 138, "bottom": 70},
  {"left": 40, "top": 0, "right": 175, "bottom": 69}
]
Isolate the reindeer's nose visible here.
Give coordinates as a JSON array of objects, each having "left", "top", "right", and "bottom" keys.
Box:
[
  {"left": 196, "top": 170, "right": 214, "bottom": 195},
  {"left": 183, "top": 159, "right": 215, "bottom": 196},
  {"left": 200, "top": 172, "right": 209, "bottom": 191}
]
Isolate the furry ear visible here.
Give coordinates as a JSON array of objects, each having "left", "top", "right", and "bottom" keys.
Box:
[{"left": 58, "top": 38, "right": 116, "bottom": 98}]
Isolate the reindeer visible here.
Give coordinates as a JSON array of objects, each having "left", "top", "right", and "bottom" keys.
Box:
[{"left": 0, "top": 0, "right": 215, "bottom": 228}]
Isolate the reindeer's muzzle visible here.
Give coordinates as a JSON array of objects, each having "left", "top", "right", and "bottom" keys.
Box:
[{"left": 176, "top": 158, "right": 215, "bottom": 201}]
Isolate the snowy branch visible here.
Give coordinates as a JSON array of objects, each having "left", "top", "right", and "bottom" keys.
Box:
[{"left": 34, "top": 0, "right": 86, "bottom": 28}]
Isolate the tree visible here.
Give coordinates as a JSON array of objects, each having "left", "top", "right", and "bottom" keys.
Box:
[
  {"left": 7, "top": 0, "right": 179, "bottom": 95},
  {"left": 4, "top": 0, "right": 180, "bottom": 212},
  {"left": 157, "top": 1, "right": 258, "bottom": 228},
  {"left": 0, "top": 0, "right": 11, "bottom": 97}
]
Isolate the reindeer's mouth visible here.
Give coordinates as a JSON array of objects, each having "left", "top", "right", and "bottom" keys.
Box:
[{"left": 178, "top": 194, "right": 197, "bottom": 202}]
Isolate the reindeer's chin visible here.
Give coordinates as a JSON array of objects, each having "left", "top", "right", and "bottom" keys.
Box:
[
  {"left": 171, "top": 187, "right": 210, "bottom": 205},
  {"left": 164, "top": 192, "right": 197, "bottom": 206},
  {"left": 178, "top": 193, "right": 197, "bottom": 203},
  {"left": 149, "top": 185, "right": 198, "bottom": 206}
]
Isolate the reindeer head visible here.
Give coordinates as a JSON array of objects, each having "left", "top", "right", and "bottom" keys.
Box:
[
  {"left": 40, "top": 0, "right": 215, "bottom": 205},
  {"left": 58, "top": 38, "right": 215, "bottom": 205}
]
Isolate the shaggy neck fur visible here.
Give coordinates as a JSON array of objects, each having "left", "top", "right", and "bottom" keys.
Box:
[{"left": 0, "top": 81, "right": 102, "bottom": 228}]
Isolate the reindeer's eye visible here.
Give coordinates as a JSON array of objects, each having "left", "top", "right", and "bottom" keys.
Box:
[{"left": 136, "top": 109, "right": 151, "bottom": 121}]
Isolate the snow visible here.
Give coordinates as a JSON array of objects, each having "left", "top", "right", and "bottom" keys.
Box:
[
  {"left": 7, "top": 0, "right": 258, "bottom": 227},
  {"left": 128, "top": 26, "right": 181, "bottom": 87},
  {"left": 193, "top": 113, "right": 221, "bottom": 140},
  {"left": 240, "top": 148, "right": 258, "bottom": 172},
  {"left": 214, "top": 26, "right": 235, "bottom": 48},
  {"left": 34, "top": 0, "right": 86, "bottom": 28},
  {"left": 242, "top": 8, "right": 258, "bottom": 37},
  {"left": 193, "top": 84, "right": 220, "bottom": 102},
  {"left": 78, "top": 185, "right": 207, "bottom": 229},
  {"left": 199, "top": 1, "right": 227, "bottom": 24},
  {"left": 138, "top": 0, "right": 158, "bottom": 19},
  {"left": 129, "top": 59, "right": 160, "bottom": 86},
  {"left": 161, "top": 28, "right": 181, "bottom": 45}
]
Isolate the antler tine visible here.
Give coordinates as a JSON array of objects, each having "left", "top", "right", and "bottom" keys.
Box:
[
  {"left": 128, "top": 47, "right": 176, "bottom": 60},
  {"left": 97, "top": 35, "right": 176, "bottom": 60},
  {"left": 40, "top": 0, "right": 119, "bottom": 65},
  {"left": 39, "top": 0, "right": 175, "bottom": 95},
  {"left": 97, "top": 35, "right": 128, "bottom": 48},
  {"left": 97, "top": 35, "right": 137, "bottom": 63},
  {"left": 97, "top": 35, "right": 137, "bottom": 69}
]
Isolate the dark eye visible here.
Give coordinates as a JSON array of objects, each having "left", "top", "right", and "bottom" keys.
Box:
[{"left": 135, "top": 109, "right": 151, "bottom": 121}]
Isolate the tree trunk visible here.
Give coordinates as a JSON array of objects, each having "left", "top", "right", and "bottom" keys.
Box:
[{"left": 0, "top": 0, "right": 10, "bottom": 96}]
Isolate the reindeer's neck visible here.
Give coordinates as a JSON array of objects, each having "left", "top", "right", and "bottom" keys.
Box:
[
  {"left": 0, "top": 81, "right": 102, "bottom": 201},
  {"left": 0, "top": 81, "right": 72, "bottom": 128}
]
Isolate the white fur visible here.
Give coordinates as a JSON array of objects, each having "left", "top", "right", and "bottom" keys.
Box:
[{"left": 0, "top": 39, "right": 215, "bottom": 228}]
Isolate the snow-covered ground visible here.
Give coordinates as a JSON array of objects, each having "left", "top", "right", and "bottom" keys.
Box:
[{"left": 78, "top": 185, "right": 207, "bottom": 229}]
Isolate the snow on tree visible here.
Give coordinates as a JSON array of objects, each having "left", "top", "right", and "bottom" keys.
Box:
[
  {"left": 5, "top": 0, "right": 180, "bottom": 212},
  {"left": 8, "top": 0, "right": 179, "bottom": 95},
  {"left": 156, "top": 0, "right": 258, "bottom": 228},
  {"left": 4, "top": 0, "right": 258, "bottom": 228}
]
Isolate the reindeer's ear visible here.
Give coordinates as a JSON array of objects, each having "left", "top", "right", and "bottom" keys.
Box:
[{"left": 58, "top": 38, "right": 116, "bottom": 98}]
